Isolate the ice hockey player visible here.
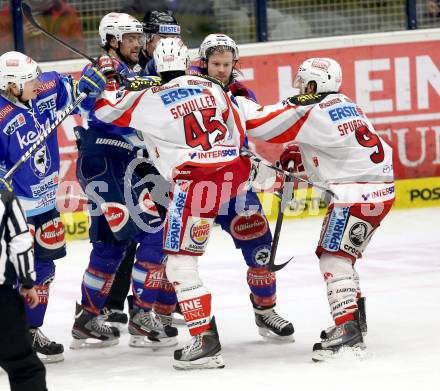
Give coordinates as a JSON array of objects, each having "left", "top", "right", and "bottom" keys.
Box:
[
  {"left": 278, "top": 58, "right": 394, "bottom": 361},
  {"left": 0, "top": 185, "right": 47, "bottom": 391},
  {"left": 102, "top": 9, "right": 182, "bottom": 331},
  {"left": 0, "top": 51, "right": 105, "bottom": 363},
  {"left": 94, "top": 41, "right": 395, "bottom": 367},
  {"left": 195, "top": 33, "right": 294, "bottom": 341},
  {"left": 71, "top": 12, "right": 178, "bottom": 350}
]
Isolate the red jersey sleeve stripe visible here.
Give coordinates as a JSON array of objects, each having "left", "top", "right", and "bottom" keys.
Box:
[
  {"left": 112, "top": 92, "right": 147, "bottom": 128},
  {"left": 266, "top": 107, "right": 312, "bottom": 143},
  {"left": 246, "top": 105, "right": 293, "bottom": 130}
]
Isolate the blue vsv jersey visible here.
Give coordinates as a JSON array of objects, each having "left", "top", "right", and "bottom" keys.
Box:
[{"left": 0, "top": 71, "right": 76, "bottom": 216}]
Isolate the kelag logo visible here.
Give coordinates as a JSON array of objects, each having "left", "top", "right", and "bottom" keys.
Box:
[{"left": 410, "top": 187, "right": 440, "bottom": 201}]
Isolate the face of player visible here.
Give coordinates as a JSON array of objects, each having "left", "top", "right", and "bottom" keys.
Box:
[
  {"left": 12, "top": 78, "right": 41, "bottom": 101},
  {"left": 206, "top": 51, "right": 235, "bottom": 85},
  {"left": 119, "top": 33, "right": 144, "bottom": 64}
]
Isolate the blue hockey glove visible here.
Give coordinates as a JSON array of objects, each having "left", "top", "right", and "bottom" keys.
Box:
[{"left": 78, "top": 67, "right": 106, "bottom": 97}]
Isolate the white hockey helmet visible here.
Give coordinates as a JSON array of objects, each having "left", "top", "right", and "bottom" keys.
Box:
[
  {"left": 199, "top": 33, "right": 239, "bottom": 61},
  {"left": 99, "top": 13, "right": 144, "bottom": 46},
  {"left": 154, "top": 37, "right": 188, "bottom": 74},
  {"left": 0, "top": 51, "right": 41, "bottom": 91},
  {"left": 294, "top": 58, "right": 342, "bottom": 94}
]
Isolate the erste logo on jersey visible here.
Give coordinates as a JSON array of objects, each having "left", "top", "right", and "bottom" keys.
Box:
[
  {"left": 327, "top": 103, "right": 364, "bottom": 123},
  {"left": 30, "top": 145, "right": 52, "bottom": 178},
  {"left": 159, "top": 86, "right": 204, "bottom": 107},
  {"left": 230, "top": 212, "right": 268, "bottom": 241},
  {"left": 35, "top": 217, "right": 65, "bottom": 250},
  {"left": 139, "top": 188, "right": 160, "bottom": 217},
  {"left": 3, "top": 113, "right": 26, "bottom": 135},
  {"left": 36, "top": 93, "right": 57, "bottom": 120},
  {"left": 101, "top": 202, "right": 130, "bottom": 232}
]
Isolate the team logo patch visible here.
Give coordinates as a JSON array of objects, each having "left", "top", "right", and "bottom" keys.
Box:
[
  {"left": 230, "top": 212, "right": 268, "bottom": 241},
  {"left": 30, "top": 145, "right": 51, "bottom": 178},
  {"left": 139, "top": 188, "right": 160, "bottom": 217},
  {"left": 35, "top": 218, "right": 65, "bottom": 250},
  {"left": 349, "top": 222, "right": 368, "bottom": 246},
  {"left": 101, "top": 202, "right": 130, "bottom": 232},
  {"left": 190, "top": 219, "right": 211, "bottom": 246},
  {"left": 251, "top": 245, "right": 271, "bottom": 266}
]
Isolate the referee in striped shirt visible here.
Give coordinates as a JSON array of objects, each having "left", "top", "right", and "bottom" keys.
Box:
[{"left": 0, "top": 184, "right": 47, "bottom": 391}]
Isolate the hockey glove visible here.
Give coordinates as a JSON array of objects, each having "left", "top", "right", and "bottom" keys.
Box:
[
  {"left": 78, "top": 67, "right": 107, "bottom": 97},
  {"left": 279, "top": 143, "right": 304, "bottom": 173},
  {"left": 228, "top": 81, "right": 257, "bottom": 101}
]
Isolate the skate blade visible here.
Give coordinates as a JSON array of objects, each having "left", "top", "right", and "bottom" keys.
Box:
[
  {"left": 258, "top": 327, "right": 295, "bottom": 343},
  {"left": 173, "top": 354, "right": 225, "bottom": 370},
  {"left": 312, "top": 344, "right": 366, "bottom": 362},
  {"left": 70, "top": 337, "right": 119, "bottom": 350},
  {"left": 129, "top": 335, "right": 178, "bottom": 349},
  {"left": 37, "top": 353, "right": 64, "bottom": 363}
]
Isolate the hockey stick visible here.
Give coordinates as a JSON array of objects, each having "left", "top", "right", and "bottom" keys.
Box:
[
  {"left": 268, "top": 163, "right": 295, "bottom": 272},
  {"left": 21, "top": 3, "right": 97, "bottom": 64},
  {"left": 4, "top": 92, "right": 87, "bottom": 181},
  {"left": 240, "top": 148, "right": 337, "bottom": 200}
]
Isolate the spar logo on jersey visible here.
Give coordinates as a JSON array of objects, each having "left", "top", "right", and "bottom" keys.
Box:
[
  {"left": 30, "top": 172, "right": 59, "bottom": 197},
  {"left": 30, "top": 145, "right": 52, "bottom": 178},
  {"left": 36, "top": 93, "right": 57, "bottom": 120},
  {"left": 164, "top": 181, "right": 189, "bottom": 251},
  {"left": 231, "top": 211, "right": 268, "bottom": 241},
  {"left": 101, "top": 202, "right": 130, "bottom": 232},
  {"left": 327, "top": 103, "right": 364, "bottom": 123},
  {"left": 3, "top": 113, "right": 26, "bottom": 135},
  {"left": 35, "top": 217, "right": 65, "bottom": 250},
  {"left": 139, "top": 188, "right": 160, "bottom": 217},
  {"left": 188, "top": 149, "right": 237, "bottom": 160},
  {"left": 190, "top": 219, "right": 211, "bottom": 246},
  {"left": 321, "top": 207, "right": 349, "bottom": 251},
  {"left": 159, "top": 86, "right": 204, "bottom": 107}
]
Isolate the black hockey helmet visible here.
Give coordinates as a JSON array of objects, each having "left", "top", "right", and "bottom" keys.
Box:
[{"left": 142, "top": 10, "right": 181, "bottom": 36}]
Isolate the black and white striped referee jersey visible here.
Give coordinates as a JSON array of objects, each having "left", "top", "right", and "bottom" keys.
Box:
[{"left": 0, "top": 189, "right": 35, "bottom": 289}]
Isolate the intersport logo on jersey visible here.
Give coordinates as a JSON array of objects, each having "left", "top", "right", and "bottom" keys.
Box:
[{"left": 188, "top": 148, "right": 237, "bottom": 160}]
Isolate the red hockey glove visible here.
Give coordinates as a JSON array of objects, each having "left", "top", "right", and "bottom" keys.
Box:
[
  {"left": 279, "top": 144, "right": 304, "bottom": 173},
  {"left": 97, "top": 55, "right": 121, "bottom": 80}
]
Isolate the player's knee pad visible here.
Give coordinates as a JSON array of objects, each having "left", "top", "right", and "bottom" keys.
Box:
[
  {"left": 90, "top": 242, "right": 127, "bottom": 270},
  {"left": 319, "top": 253, "right": 357, "bottom": 324},
  {"left": 134, "top": 231, "right": 165, "bottom": 264},
  {"left": 165, "top": 255, "right": 200, "bottom": 284}
]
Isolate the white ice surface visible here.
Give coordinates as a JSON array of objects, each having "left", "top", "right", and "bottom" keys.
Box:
[{"left": 1, "top": 207, "right": 439, "bottom": 391}]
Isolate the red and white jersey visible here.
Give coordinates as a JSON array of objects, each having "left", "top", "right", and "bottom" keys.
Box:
[
  {"left": 94, "top": 75, "right": 247, "bottom": 180},
  {"left": 240, "top": 93, "right": 395, "bottom": 204}
]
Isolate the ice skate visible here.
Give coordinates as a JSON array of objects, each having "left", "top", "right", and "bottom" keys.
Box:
[
  {"left": 320, "top": 297, "right": 368, "bottom": 339},
  {"left": 156, "top": 312, "right": 179, "bottom": 337},
  {"left": 70, "top": 302, "right": 120, "bottom": 349},
  {"left": 312, "top": 313, "right": 366, "bottom": 362},
  {"left": 29, "top": 327, "right": 64, "bottom": 363},
  {"left": 173, "top": 317, "right": 225, "bottom": 370},
  {"left": 128, "top": 307, "right": 178, "bottom": 348},
  {"left": 100, "top": 307, "right": 128, "bottom": 331},
  {"left": 251, "top": 295, "right": 294, "bottom": 342}
]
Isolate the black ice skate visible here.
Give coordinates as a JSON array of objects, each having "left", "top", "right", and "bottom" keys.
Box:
[
  {"left": 70, "top": 302, "right": 120, "bottom": 349},
  {"left": 313, "top": 312, "right": 366, "bottom": 362},
  {"left": 128, "top": 307, "right": 178, "bottom": 348},
  {"left": 251, "top": 294, "right": 294, "bottom": 342},
  {"left": 156, "top": 313, "right": 179, "bottom": 337},
  {"left": 29, "top": 327, "right": 64, "bottom": 363},
  {"left": 173, "top": 317, "right": 225, "bottom": 370},
  {"left": 100, "top": 307, "right": 128, "bottom": 331},
  {"left": 320, "top": 297, "right": 368, "bottom": 339}
]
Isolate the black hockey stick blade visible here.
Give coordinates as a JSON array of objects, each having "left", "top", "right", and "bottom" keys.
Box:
[
  {"left": 269, "top": 256, "right": 294, "bottom": 272},
  {"left": 21, "top": 3, "right": 96, "bottom": 64}
]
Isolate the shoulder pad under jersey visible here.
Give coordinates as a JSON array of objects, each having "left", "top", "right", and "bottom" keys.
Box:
[
  {"left": 289, "top": 92, "right": 335, "bottom": 106},
  {"left": 125, "top": 76, "right": 162, "bottom": 91}
]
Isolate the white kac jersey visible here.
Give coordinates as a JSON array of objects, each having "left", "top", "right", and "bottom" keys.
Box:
[{"left": 94, "top": 76, "right": 394, "bottom": 204}]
